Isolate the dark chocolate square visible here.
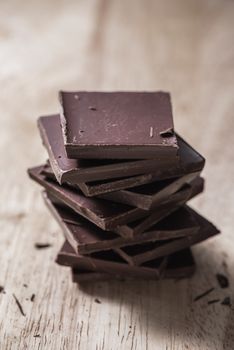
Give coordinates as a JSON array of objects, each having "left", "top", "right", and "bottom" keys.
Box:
[
  {"left": 115, "top": 207, "right": 220, "bottom": 265},
  {"left": 38, "top": 115, "right": 204, "bottom": 186},
  {"left": 98, "top": 171, "right": 200, "bottom": 210},
  {"left": 28, "top": 165, "right": 203, "bottom": 232},
  {"left": 57, "top": 240, "right": 195, "bottom": 280},
  {"left": 59, "top": 91, "right": 178, "bottom": 159},
  {"left": 43, "top": 191, "right": 200, "bottom": 255}
]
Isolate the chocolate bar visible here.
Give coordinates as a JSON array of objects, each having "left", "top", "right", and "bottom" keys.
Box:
[
  {"left": 28, "top": 165, "right": 202, "bottom": 231},
  {"left": 78, "top": 175, "right": 153, "bottom": 197},
  {"left": 43, "top": 192, "right": 199, "bottom": 254},
  {"left": 42, "top": 162, "right": 154, "bottom": 197},
  {"left": 115, "top": 177, "right": 204, "bottom": 237},
  {"left": 43, "top": 162, "right": 200, "bottom": 210},
  {"left": 115, "top": 208, "right": 220, "bottom": 265},
  {"left": 56, "top": 240, "right": 167, "bottom": 279},
  {"left": 28, "top": 165, "right": 145, "bottom": 230},
  {"left": 98, "top": 171, "right": 200, "bottom": 210},
  {"left": 57, "top": 241, "right": 195, "bottom": 280},
  {"left": 38, "top": 115, "right": 204, "bottom": 185},
  {"left": 59, "top": 91, "right": 178, "bottom": 159},
  {"left": 72, "top": 249, "right": 196, "bottom": 282},
  {"left": 38, "top": 115, "right": 175, "bottom": 184}
]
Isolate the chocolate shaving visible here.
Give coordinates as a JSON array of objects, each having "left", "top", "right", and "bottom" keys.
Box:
[
  {"left": 0, "top": 286, "right": 5, "bottom": 293},
  {"left": 34, "top": 243, "right": 51, "bottom": 249},
  {"left": 31, "top": 294, "right": 35, "bottom": 302},
  {"left": 208, "top": 299, "right": 220, "bottom": 305},
  {"left": 13, "top": 294, "right": 25, "bottom": 316},
  {"left": 216, "top": 273, "right": 229, "bottom": 289},
  {"left": 89, "top": 106, "right": 97, "bottom": 111},
  {"left": 193, "top": 287, "right": 214, "bottom": 302},
  {"left": 33, "top": 334, "right": 41, "bottom": 338},
  {"left": 221, "top": 297, "right": 231, "bottom": 307},
  {"left": 94, "top": 298, "right": 101, "bottom": 304}
]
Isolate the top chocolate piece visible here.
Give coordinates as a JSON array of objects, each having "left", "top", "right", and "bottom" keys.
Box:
[{"left": 59, "top": 91, "right": 178, "bottom": 159}]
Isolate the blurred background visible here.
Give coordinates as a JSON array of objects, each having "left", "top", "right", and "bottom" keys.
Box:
[
  {"left": 0, "top": 0, "right": 234, "bottom": 349},
  {"left": 1, "top": 0, "right": 234, "bottom": 174}
]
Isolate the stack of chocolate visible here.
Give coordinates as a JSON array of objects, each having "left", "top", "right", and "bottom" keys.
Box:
[{"left": 28, "top": 91, "right": 219, "bottom": 283}]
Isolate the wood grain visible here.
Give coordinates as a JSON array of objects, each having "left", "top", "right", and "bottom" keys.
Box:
[{"left": 0, "top": 0, "right": 234, "bottom": 349}]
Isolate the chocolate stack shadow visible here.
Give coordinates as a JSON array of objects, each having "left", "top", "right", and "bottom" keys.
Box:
[{"left": 28, "top": 91, "right": 220, "bottom": 283}]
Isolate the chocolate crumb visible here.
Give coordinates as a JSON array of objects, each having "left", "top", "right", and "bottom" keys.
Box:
[
  {"left": 33, "top": 334, "right": 41, "bottom": 338},
  {"left": 208, "top": 299, "right": 220, "bottom": 305},
  {"left": 89, "top": 106, "right": 97, "bottom": 111},
  {"left": 31, "top": 294, "right": 35, "bottom": 302},
  {"left": 94, "top": 298, "right": 101, "bottom": 304},
  {"left": 13, "top": 294, "right": 25, "bottom": 316},
  {"left": 34, "top": 243, "right": 51, "bottom": 249},
  {"left": 23, "top": 284, "right": 28, "bottom": 288},
  {"left": 221, "top": 297, "right": 231, "bottom": 307},
  {"left": 216, "top": 273, "right": 229, "bottom": 288},
  {"left": 0, "top": 286, "right": 5, "bottom": 293},
  {"left": 193, "top": 287, "right": 214, "bottom": 302}
]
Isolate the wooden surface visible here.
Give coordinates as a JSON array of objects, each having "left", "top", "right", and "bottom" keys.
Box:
[{"left": 0, "top": 0, "right": 234, "bottom": 349}]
